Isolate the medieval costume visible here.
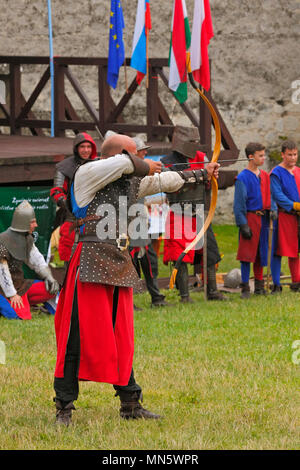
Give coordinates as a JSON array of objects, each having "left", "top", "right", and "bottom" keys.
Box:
[
  {"left": 234, "top": 168, "right": 272, "bottom": 297},
  {"left": 129, "top": 137, "right": 167, "bottom": 307},
  {"left": 53, "top": 148, "right": 209, "bottom": 424},
  {"left": 129, "top": 200, "right": 167, "bottom": 308},
  {"left": 162, "top": 126, "right": 225, "bottom": 302},
  {"left": 270, "top": 165, "right": 300, "bottom": 291},
  {"left": 0, "top": 201, "right": 59, "bottom": 320},
  {"left": 50, "top": 133, "right": 98, "bottom": 262}
]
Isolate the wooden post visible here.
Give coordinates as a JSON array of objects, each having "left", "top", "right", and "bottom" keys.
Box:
[
  {"left": 203, "top": 196, "right": 208, "bottom": 301},
  {"left": 266, "top": 218, "right": 273, "bottom": 292},
  {"left": 9, "top": 63, "right": 21, "bottom": 135},
  {"left": 54, "top": 61, "right": 65, "bottom": 137},
  {"left": 98, "top": 64, "right": 114, "bottom": 135},
  {"left": 146, "top": 61, "right": 159, "bottom": 141}
]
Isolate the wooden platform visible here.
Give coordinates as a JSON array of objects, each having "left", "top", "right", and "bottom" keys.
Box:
[
  {"left": 0, "top": 135, "right": 172, "bottom": 185},
  {"left": 0, "top": 134, "right": 237, "bottom": 188},
  {"left": 0, "top": 135, "right": 70, "bottom": 184},
  {"left": 0, "top": 56, "right": 239, "bottom": 185}
]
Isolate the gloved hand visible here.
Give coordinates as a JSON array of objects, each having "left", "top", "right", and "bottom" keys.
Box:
[
  {"left": 40, "top": 266, "right": 60, "bottom": 295},
  {"left": 270, "top": 210, "right": 278, "bottom": 220},
  {"left": 293, "top": 202, "right": 300, "bottom": 212},
  {"left": 45, "top": 276, "right": 60, "bottom": 295},
  {"left": 57, "top": 196, "right": 67, "bottom": 210},
  {"left": 178, "top": 170, "right": 205, "bottom": 182},
  {"left": 240, "top": 224, "right": 252, "bottom": 240}
]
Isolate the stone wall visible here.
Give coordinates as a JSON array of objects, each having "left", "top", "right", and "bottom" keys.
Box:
[{"left": 0, "top": 0, "right": 299, "bottom": 222}]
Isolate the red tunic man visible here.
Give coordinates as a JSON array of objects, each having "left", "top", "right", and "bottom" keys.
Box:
[
  {"left": 53, "top": 133, "right": 219, "bottom": 425},
  {"left": 233, "top": 142, "right": 275, "bottom": 298}
]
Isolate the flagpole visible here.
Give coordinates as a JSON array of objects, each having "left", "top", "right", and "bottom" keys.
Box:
[
  {"left": 47, "top": 0, "right": 55, "bottom": 137},
  {"left": 146, "top": 27, "right": 149, "bottom": 88},
  {"left": 124, "top": 58, "right": 128, "bottom": 93}
]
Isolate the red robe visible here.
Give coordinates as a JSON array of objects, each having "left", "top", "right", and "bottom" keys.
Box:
[
  {"left": 163, "top": 210, "right": 197, "bottom": 264},
  {"left": 276, "top": 166, "right": 300, "bottom": 257},
  {"left": 277, "top": 213, "right": 298, "bottom": 257},
  {"left": 7, "top": 281, "right": 54, "bottom": 320},
  {"left": 54, "top": 243, "right": 134, "bottom": 385},
  {"left": 163, "top": 151, "right": 205, "bottom": 265},
  {"left": 58, "top": 221, "right": 75, "bottom": 261}
]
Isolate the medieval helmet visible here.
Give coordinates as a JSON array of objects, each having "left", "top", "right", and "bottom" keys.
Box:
[
  {"left": 133, "top": 137, "right": 151, "bottom": 152},
  {"left": 223, "top": 268, "right": 242, "bottom": 288},
  {"left": 10, "top": 200, "right": 36, "bottom": 232},
  {"left": 171, "top": 125, "right": 201, "bottom": 159}
]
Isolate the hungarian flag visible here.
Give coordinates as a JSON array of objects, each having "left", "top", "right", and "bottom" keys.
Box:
[
  {"left": 190, "top": 0, "right": 214, "bottom": 91},
  {"left": 168, "top": 0, "right": 191, "bottom": 103},
  {"left": 131, "top": 0, "right": 152, "bottom": 84}
]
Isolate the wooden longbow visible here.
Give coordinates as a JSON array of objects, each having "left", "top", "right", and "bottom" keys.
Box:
[{"left": 169, "top": 52, "right": 222, "bottom": 289}]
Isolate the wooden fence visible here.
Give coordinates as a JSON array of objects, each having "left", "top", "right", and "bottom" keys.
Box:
[{"left": 0, "top": 56, "right": 239, "bottom": 163}]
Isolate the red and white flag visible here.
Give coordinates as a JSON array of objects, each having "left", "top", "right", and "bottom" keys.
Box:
[{"left": 190, "top": 0, "right": 214, "bottom": 91}]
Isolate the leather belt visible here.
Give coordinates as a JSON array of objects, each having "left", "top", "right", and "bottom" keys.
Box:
[
  {"left": 69, "top": 215, "right": 102, "bottom": 233},
  {"left": 78, "top": 234, "right": 115, "bottom": 244},
  {"left": 77, "top": 233, "right": 130, "bottom": 251},
  {"left": 247, "top": 210, "right": 266, "bottom": 216},
  {"left": 278, "top": 207, "right": 299, "bottom": 216}
]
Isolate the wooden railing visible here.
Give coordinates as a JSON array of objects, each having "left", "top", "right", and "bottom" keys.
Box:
[{"left": 0, "top": 56, "right": 239, "bottom": 162}]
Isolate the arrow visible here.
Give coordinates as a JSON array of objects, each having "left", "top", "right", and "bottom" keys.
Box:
[{"left": 163, "top": 158, "right": 250, "bottom": 168}]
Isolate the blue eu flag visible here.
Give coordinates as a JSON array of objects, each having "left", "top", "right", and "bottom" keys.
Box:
[{"left": 107, "top": 0, "right": 125, "bottom": 89}]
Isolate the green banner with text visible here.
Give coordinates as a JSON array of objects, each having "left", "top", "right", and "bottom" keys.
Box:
[{"left": 0, "top": 186, "right": 55, "bottom": 276}]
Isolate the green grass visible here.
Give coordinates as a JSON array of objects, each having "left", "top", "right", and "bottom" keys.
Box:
[{"left": 0, "top": 225, "right": 299, "bottom": 450}]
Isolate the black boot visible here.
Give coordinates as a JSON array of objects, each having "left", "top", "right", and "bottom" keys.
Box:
[
  {"left": 55, "top": 399, "right": 75, "bottom": 426},
  {"left": 116, "top": 391, "right": 162, "bottom": 420},
  {"left": 207, "top": 265, "right": 227, "bottom": 301},
  {"left": 290, "top": 282, "right": 300, "bottom": 292},
  {"left": 176, "top": 263, "right": 193, "bottom": 303},
  {"left": 207, "top": 290, "right": 227, "bottom": 300},
  {"left": 271, "top": 284, "right": 282, "bottom": 294},
  {"left": 180, "top": 295, "right": 194, "bottom": 303},
  {"left": 151, "top": 298, "right": 172, "bottom": 307},
  {"left": 254, "top": 279, "right": 266, "bottom": 295},
  {"left": 240, "top": 282, "right": 250, "bottom": 299}
]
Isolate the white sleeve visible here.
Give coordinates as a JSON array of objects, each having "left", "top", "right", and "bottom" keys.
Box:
[
  {"left": 0, "top": 260, "right": 17, "bottom": 297},
  {"left": 27, "top": 244, "right": 48, "bottom": 276},
  {"left": 138, "top": 171, "right": 184, "bottom": 199},
  {"left": 74, "top": 154, "right": 135, "bottom": 208}
]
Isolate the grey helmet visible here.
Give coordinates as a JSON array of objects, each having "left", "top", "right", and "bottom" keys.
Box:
[
  {"left": 133, "top": 137, "right": 151, "bottom": 152},
  {"left": 10, "top": 200, "right": 36, "bottom": 232},
  {"left": 223, "top": 268, "right": 242, "bottom": 288}
]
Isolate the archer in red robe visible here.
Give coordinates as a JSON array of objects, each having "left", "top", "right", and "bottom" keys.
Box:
[{"left": 53, "top": 134, "right": 191, "bottom": 424}]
